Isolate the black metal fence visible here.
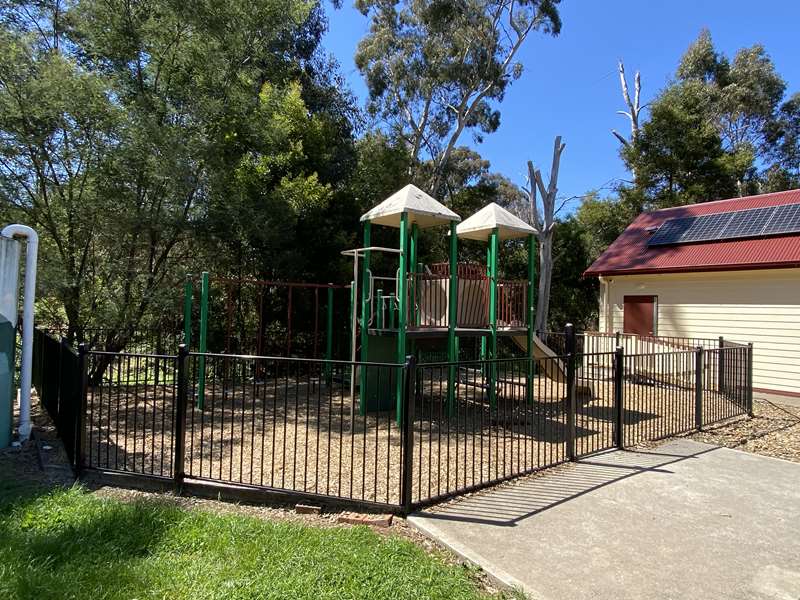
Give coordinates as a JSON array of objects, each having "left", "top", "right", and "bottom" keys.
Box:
[
  {"left": 31, "top": 329, "right": 83, "bottom": 463},
  {"left": 34, "top": 328, "right": 753, "bottom": 514}
]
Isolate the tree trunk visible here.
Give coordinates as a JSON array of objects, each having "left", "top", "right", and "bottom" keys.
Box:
[{"left": 535, "top": 232, "right": 553, "bottom": 334}]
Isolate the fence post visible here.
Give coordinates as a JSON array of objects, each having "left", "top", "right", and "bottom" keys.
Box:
[
  {"left": 565, "top": 323, "right": 576, "bottom": 461},
  {"left": 401, "top": 354, "right": 416, "bottom": 514},
  {"left": 173, "top": 344, "right": 189, "bottom": 492},
  {"left": 747, "top": 343, "right": 754, "bottom": 417},
  {"left": 695, "top": 346, "right": 704, "bottom": 430},
  {"left": 718, "top": 336, "right": 725, "bottom": 393},
  {"left": 74, "top": 344, "right": 89, "bottom": 474},
  {"left": 614, "top": 345, "right": 624, "bottom": 449}
]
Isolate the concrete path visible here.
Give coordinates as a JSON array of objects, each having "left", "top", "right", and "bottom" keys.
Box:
[{"left": 409, "top": 439, "right": 800, "bottom": 600}]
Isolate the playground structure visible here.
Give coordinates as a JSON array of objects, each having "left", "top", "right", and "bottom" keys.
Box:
[
  {"left": 181, "top": 184, "right": 577, "bottom": 415},
  {"left": 350, "top": 185, "right": 567, "bottom": 415}
]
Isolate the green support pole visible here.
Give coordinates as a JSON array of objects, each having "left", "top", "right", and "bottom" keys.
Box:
[
  {"left": 526, "top": 234, "right": 536, "bottom": 404},
  {"left": 183, "top": 276, "right": 193, "bottom": 349},
  {"left": 409, "top": 224, "right": 419, "bottom": 327},
  {"left": 488, "top": 228, "right": 499, "bottom": 408},
  {"left": 447, "top": 221, "right": 458, "bottom": 415},
  {"left": 325, "top": 285, "right": 333, "bottom": 383},
  {"left": 359, "top": 222, "right": 371, "bottom": 415},
  {"left": 396, "top": 213, "right": 409, "bottom": 422},
  {"left": 197, "top": 271, "right": 209, "bottom": 409}
]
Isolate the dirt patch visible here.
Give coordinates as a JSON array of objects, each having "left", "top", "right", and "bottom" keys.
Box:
[
  {"left": 687, "top": 398, "right": 800, "bottom": 462},
  {"left": 0, "top": 401, "right": 75, "bottom": 499}
]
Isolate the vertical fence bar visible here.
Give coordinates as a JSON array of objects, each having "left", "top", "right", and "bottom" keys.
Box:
[
  {"left": 401, "top": 355, "right": 417, "bottom": 513},
  {"left": 74, "top": 343, "right": 89, "bottom": 474},
  {"left": 694, "top": 346, "right": 703, "bottom": 430},
  {"left": 173, "top": 344, "right": 188, "bottom": 491},
  {"left": 565, "top": 323, "right": 576, "bottom": 461},
  {"left": 718, "top": 336, "right": 725, "bottom": 394},
  {"left": 747, "top": 343, "right": 754, "bottom": 417},
  {"left": 614, "top": 345, "right": 624, "bottom": 449}
]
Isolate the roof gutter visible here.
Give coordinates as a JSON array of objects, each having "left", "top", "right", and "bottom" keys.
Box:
[{"left": 584, "top": 260, "right": 800, "bottom": 278}]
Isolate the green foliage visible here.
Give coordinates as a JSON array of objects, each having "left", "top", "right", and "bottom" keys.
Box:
[
  {"left": 622, "top": 29, "right": 795, "bottom": 208},
  {"left": 574, "top": 191, "right": 637, "bottom": 260},
  {"left": 0, "top": 0, "right": 360, "bottom": 343},
  {"left": 354, "top": 0, "right": 561, "bottom": 193},
  {"left": 0, "top": 487, "right": 515, "bottom": 600},
  {"left": 624, "top": 79, "right": 739, "bottom": 207}
]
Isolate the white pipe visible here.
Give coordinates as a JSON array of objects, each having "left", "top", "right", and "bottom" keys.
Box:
[{"left": 2, "top": 224, "right": 37, "bottom": 441}]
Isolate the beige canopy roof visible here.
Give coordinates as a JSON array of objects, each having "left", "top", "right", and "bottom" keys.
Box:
[
  {"left": 360, "top": 184, "right": 461, "bottom": 229},
  {"left": 456, "top": 202, "right": 537, "bottom": 241}
]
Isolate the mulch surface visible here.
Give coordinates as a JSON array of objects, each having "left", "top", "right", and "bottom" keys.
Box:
[{"left": 687, "top": 398, "right": 800, "bottom": 463}]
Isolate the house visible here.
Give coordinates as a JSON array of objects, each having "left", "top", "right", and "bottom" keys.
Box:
[{"left": 584, "top": 188, "right": 800, "bottom": 396}]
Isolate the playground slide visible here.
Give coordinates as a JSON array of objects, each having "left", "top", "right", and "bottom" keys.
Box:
[
  {"left": 511, "top": 335, "right": 566, "bottom": 382},
  {"left": 512, "top": 335, "right": 594, "bottom": 401}
]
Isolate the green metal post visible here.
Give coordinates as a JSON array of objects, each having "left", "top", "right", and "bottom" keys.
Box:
[
  {"left": 325, "top": 285, "right": 333, "bottom": 383},
  {"left": 359, "top": 221, "right": 371, "bottom": 415},
  {"left": 488, "top": 228, "right": 499, "bottom": 408},
  {"left": 447, "top": 221, "right": 458, "bottom": 415},
  {"left": 183, "top": 276, "right": 193, "bottom": 349},
  {"left": 480, "top": 245, "right": 489, "bottom": 372},
  {"left": 409, "top": 223, "right": 419, "bottom": 327},
  {"left": 396, "top": 213, "right": 409, "bottom": 421},
  {"left": 526, "top": 234, "right": 536, "bottom": 404},
  {"left": 197, "top": 271, "right": 209, "bottom": 409}
]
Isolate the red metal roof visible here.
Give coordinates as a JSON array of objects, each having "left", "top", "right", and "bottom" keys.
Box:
[{"left": 584, "top": 189, "right": 800, "bottom": 277}]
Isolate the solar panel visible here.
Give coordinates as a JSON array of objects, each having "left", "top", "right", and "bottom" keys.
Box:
[
  {"left": 680, "top": 212, "right": 733, "bottom": 243},
  {"left": 648, "top": 202, "right": 800, "bottom": 246},
  {"left": 721, "top": 206, "right": 773, "bottom": 238},
  {"left": 765, "top": 203, "right": 800, "bottom": 235},
  {"left": 647, "top": 216, "right": 698, "bottom": 245}
]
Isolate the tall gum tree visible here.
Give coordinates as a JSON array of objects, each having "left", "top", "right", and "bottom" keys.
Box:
[{"left": 354, "top": 0, "right": 561, "bottom": 197}]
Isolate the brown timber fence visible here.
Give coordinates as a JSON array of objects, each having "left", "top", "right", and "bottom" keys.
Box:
[{"left": 33, "top": 327, "right": 753, "bottom": 514}]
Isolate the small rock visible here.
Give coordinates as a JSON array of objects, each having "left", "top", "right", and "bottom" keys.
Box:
[
  {"left": 295, "top": 503, "right": 322, "bottom": 515},
  {"left": 336, "top": 512, "right": 393, "bottom": 528}
]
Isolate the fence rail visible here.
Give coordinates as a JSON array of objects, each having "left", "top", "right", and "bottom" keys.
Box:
[{"left": 33, "top": 328, "right": 753, "bottom": 513}]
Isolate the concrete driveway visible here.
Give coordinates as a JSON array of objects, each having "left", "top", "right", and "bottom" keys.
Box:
[{"left": 408, "top": 439, "right": 800, "bottom": 600}]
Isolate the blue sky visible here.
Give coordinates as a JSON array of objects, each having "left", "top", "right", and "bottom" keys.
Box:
[{"left": 322, "top": 1, "right": 800, "bottom": 213}]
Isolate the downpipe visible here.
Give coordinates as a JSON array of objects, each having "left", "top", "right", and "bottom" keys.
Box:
[{"left": 2, "top": 224, "right": 38, "bottom": 441}]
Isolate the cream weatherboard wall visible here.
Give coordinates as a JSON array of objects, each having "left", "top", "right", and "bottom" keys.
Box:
[{"left": 598, "top": 268, "right": 800, "bottom": 395}]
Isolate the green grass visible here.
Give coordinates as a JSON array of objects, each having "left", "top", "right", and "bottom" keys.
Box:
[{"left": 0, "top": 483, "right": 512, "bottom": 600}]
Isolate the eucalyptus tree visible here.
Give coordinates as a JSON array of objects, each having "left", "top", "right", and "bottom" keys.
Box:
[{"left": 354, "top": 0, "right": 561, "bottom": 197}]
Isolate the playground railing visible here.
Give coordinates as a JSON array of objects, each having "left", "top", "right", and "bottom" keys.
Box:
[
  {"left": 35, "top": 327, "right": 752, "bottom": 513},
  {"left": 497, "top": 280, "right": 527, "bottom": 328}
]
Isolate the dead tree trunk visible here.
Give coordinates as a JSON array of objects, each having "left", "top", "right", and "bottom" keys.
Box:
[
  {"left": 526, "top": 135, "right": 565, "bottom": 334},
  {"left": 611, "top": 59, "right": 642, "bottom": 149}
]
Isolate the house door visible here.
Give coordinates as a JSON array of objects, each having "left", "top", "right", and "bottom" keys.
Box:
[{"left": 623, "top": 295, "right": 657, "bottom": 336}]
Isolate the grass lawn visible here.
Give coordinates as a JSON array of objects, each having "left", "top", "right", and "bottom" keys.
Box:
[{"left": 0, "top": 475, "right": 514, "bottom": 600}]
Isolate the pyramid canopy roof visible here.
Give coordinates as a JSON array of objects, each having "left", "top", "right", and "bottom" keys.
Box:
[
  {"left": 360, "top": 184, "right": 460, "bottom": 229},
  {"left": 456, "top": 202, "right": 537, "bottom": 241}
]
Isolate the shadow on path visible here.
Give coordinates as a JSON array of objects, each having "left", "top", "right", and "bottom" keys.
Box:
[{"left": 415, "top": 444, "right": 720, "bottom": 527}]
